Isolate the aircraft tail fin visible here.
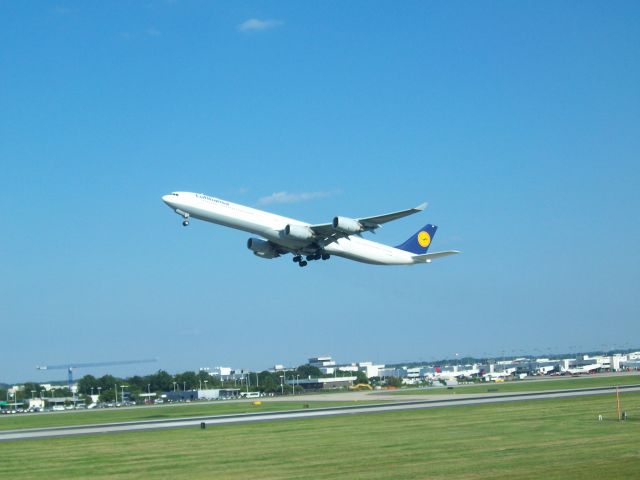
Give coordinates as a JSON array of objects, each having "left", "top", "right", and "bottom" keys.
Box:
[{"left": 395, "top": 224, "right": 438, "bottom": 254}]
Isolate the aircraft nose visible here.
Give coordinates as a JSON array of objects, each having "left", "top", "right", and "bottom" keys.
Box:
[{"left": 162, "top": 194, "right": 174, "bottom": 206}]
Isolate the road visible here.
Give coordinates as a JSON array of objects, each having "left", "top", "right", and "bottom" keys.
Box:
[{"left": 1, "top": 384, "right": 638, "bottom": 442}]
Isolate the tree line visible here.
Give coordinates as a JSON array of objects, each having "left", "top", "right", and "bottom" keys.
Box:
[{"left": 1, "top": 365, "right": 371, "bottom": 405}]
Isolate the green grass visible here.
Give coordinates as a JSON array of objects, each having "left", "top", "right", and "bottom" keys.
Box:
[
  {"left": 392, "top": 374, "right": 640, "bottom": 395},
  {"left": 1, "top": 392, "right": 638, "bottom": 479},
  {"left": 0, "top": 400, "right": 380, "bottom": 431}
]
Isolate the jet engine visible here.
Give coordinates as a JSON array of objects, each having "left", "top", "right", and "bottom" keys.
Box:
[
  {"left": 247, "top": 238, "right": 279, "bottom": 259},
  {"left": 283, "top": 224, "right": 315, "bottom": 241},
  {"left": 332, "top": 216, "right": 363, "bottom": 234}
]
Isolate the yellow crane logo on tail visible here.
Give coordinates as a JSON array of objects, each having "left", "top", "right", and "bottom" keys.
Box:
[{"left": 417, "top": 231, "right": 431, "bottom": 248}]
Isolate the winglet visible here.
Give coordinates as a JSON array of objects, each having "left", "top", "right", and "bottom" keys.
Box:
[{"left": 415, "top": 202, "right": 428, "bottom": 211}]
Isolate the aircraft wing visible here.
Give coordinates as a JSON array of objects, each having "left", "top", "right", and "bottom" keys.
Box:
[
  {"left": 358, "top": 202, "right": 427, "bottom": 229},
  {"left": 309, "top": 202, "right": 428, "bottom": 239}
]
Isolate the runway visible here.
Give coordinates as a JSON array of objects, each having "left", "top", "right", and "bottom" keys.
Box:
[{"left": 2, "top": 384, "right": 638, "bottom": 442}]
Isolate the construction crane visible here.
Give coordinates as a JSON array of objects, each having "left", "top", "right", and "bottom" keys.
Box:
[{"left": 37, "top": 358, "right": 157, "bottom": 392}]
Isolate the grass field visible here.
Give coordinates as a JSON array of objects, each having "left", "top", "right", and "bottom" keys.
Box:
[
  {"left": 0, "top": 391, "right": 638, "bottom": 479},
  {"left": 392, "top": 374, "right": 640, "bottom": 395},
  {"left": 0, "top": 400, "right": 381, "bottom": 431}
]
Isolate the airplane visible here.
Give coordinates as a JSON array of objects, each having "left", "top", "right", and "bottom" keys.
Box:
[{"left": 161, "top": 191, "right": 460, "bottom": 267}]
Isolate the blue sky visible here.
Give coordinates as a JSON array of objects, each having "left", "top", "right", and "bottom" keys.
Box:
[{"left": 1, "top": 1, "right": 639, "bottom": 383}]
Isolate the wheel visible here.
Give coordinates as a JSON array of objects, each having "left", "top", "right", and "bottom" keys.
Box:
[
  {"left": 322, "top": 254, "right": 330, "bottom": 260},
  {"left": 299, "top": 261, "right": 308, "bottom": 267},
  {"left": 182, "top": 220, "right": 189, "bottom": 226},
  {"left": 306, "top": 255, "right": 315, "bottom": 261},
  {"left": 314, "top": 254, "right": 322, "bottom": 260},
  {"left": 293, "top": 256, "right": 301, "bottom": 263}
]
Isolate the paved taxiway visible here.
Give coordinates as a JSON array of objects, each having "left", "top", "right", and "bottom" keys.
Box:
[{"left": 2, "top": 385, "right": 638, "bottom": 442}]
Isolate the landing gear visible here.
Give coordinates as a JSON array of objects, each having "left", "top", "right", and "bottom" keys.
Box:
[
  {"left": 293, "top": 251, "right": 328, "bottom": 267},
  {"left": 182, "top": 219, "right": 189, "bottom": 227},
  {"left": 180, "top": 212, "right": 190, "bottom": 227}
]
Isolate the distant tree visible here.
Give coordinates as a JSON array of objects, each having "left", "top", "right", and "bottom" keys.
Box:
[
  {"left": 22, "top": 382, "right": 45, "bottom": 398},
  {"left": 385, "top": 376, "right": 403, "bottom": 388},
  {"left": 148, "top": 370, "right": 173, "bottom": 392},
  {"left": 174, "top": 371, "right": 199, "bottom": 391},
  {"left": 97, "top": 375, "right": 118, "bottom": 392},
  {"left": 77, "top": 375, "right": 98, "bottom": 395},
  {"left": 295, "top": 365, "right": 322, "bottom": 378},
  {"left": 47, "top": 387, "right": 72, "bottom": 397},
  {"left": 197, "top": 370, "right": 212, "bottom": 383},
  {"left": 208, "top": 376, "right": 222, "bottom": 388},
  {"left": 259, "top": 373, "right": 279, "bottom": 393},
  {"left": 100, "top": 388, "right": 115, "bottom": 403},
  {"left": 353, "top": 371, "right": 369, "bottom": 385},
  {"left": 127, "top": 375, "right": 147, "bottom": 392}
]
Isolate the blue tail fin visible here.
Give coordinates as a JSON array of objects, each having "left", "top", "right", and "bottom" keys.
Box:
[{"left": 395, "top": 224, "right": 438, "bottom": 254}]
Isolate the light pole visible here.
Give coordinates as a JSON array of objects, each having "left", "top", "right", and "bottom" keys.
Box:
[
  {"left": 147, "top": 384, "right": 151, "bottom": 404},
  {"left": 246, "top": 374, "right": 249, "bottom": 395},
  {"left": 115, "top": 384, "right": 118, "bottom": 404},
  {"left": 279, "top": 375, "right": 284, "bottom": 395},
  {"left": 183, "top": 381, "right": 186, "bottom": 392},
  {"left": 296, "top": 375, "right": 300, "bottom": 394},
  {"left": 255, "top": 372, "right": 259, "bottom": 388},
  {"left": 292, "top": 375, "right": 295, "bottom": 396},
  {"left": 173, "top": 382, "right": 177, "bottom": 392},
  {"left": 121, "top": 385, "right": 127, "bottom": 404},
  {"left": 204, "top": 380, "right": 208, "bottom": 390}
]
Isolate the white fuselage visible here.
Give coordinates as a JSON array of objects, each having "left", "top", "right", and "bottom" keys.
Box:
[{"left": 162, "top": 192, "right": 418, "bottom": 265}]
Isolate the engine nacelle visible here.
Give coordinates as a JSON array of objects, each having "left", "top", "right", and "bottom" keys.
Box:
[
  {"left": 283, "top": 224, "right": 315, "bottom": 241},
  {"left": 332, "top": 216, "right": 363, "bottom": 234},
  {"left": 247, "top": 238, "right": 279, "bottom": 259}
]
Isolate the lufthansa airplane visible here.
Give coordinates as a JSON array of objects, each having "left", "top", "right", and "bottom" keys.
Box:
[{"left": 162, "top": 192, "right": 460, "bottom": 267}]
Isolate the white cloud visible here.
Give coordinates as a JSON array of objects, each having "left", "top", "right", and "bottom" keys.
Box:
[
  {"left": 258, "top": 190, "right": 338, "bottom": 206},
  {"left": 237, "top": 18, "right": 284, "bottom": 33}
]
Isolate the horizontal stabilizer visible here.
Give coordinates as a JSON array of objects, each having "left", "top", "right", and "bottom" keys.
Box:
[{"left": 413, "top": 250, "right": 461, "bottom": 262}]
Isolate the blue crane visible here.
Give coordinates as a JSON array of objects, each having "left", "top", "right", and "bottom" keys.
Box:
[{"left": 37, "top": 358, "right": 157, "bottom": 392}]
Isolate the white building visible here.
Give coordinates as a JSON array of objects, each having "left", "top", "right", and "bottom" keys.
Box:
[
  {"left": 358, "top": 362, "right": 384, "bottom": 378},
  {"left": 287, "top": 376, "right": 357, "bottom": 389},
  {"left": 209, "top": 366, "right": 232, "bottom": 379},
  {"left": 309, "top": 356, "right": 337, "bottom": 375}
]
